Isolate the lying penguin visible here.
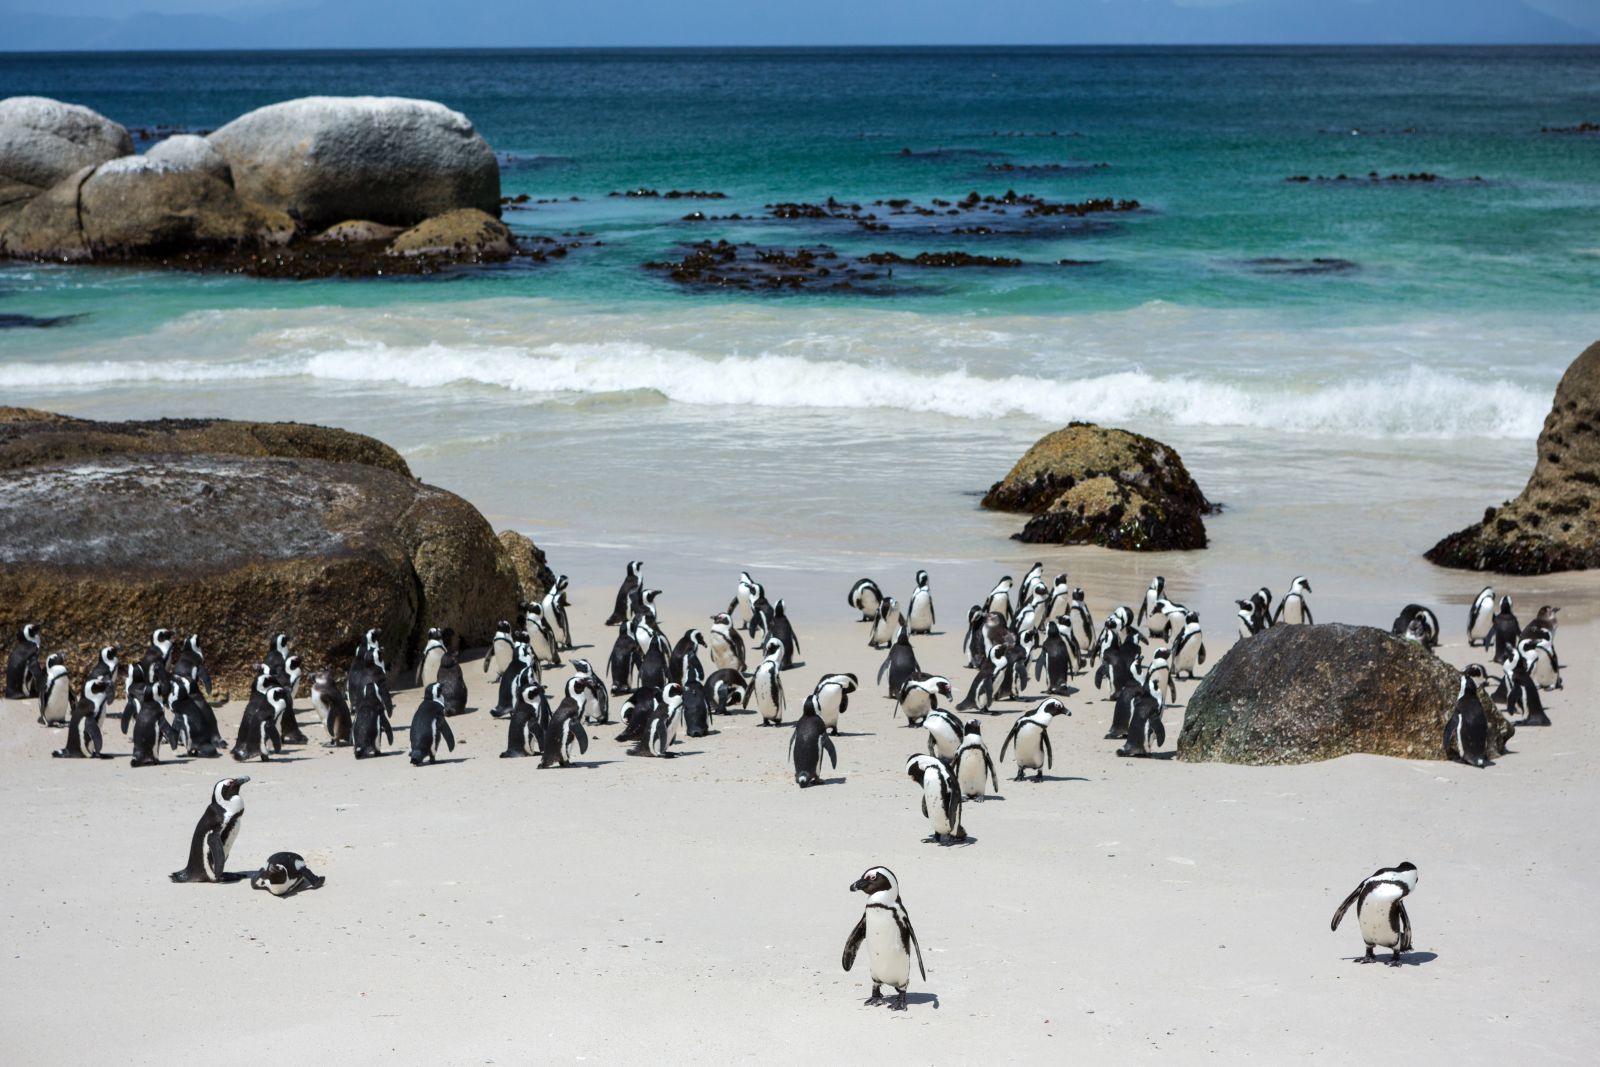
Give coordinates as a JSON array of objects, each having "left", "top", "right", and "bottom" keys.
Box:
[{"left": 251, "top": 852, "right": 326, "bottom": 898}]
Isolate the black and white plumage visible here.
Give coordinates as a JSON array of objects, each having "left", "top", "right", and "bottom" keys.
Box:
[
  {"left": 1520, "top": 635, "right": 1562, "bottom": 691},
  {"left": 501, "top": 682, "right": 548, "bottom": 758},
  {"left": 876, "top": 623, "right": 920, "bottom": 699},
  {"left": 169, "top": 675, "right": 225, "bottom": 757},
  {"left": 907, "top": 570, "right": 936, "bottom": 634},
  {"left": 1487, "top": 595, "right": 1520, "bottom": 662},
  {"left": 605, "top": 560, "right": 644, "bottom": 627},
  {"left": 767, "top": 599, "right": 801, "bottom": 669},
  {"left": 1444, "top": 672, "right": 1492, "bottom": 768},
  {"left": 126, "top": 678, "right": 180, "bottom": 767},
  {"left": 408, "top": 683, "right": 456, "bottom": 766},
  {"left": 1273, "top": 576, "right": 1313, "bottom": 625},
  {"left": 351, "top": 682, "right": 395, "bottom": 759},
  {"left": 1169, "top": 611, "right": 1207, "bottom": 680},
  {"left": 539, "top": 691, "right": 591, "bottom": 768},
  {"left": 480, "top": 621, "right": 514, "bottom": 682},
  {"left": 1330, "top": 861, "right": 1418, "bottom": 966},
  {"left": 894, "top": 675, "right": 951, "bottom": 727},
  {"left": 789, "top": 697, "right": 838, "bottom": 787},
  {"left": 606, "top": 622, "right": 638, "bottom": 696},
  {"left": 5, "top": 622, "right": 44, "bottom": 699},
  {"left": 170, "top": 776, "right": 250, "bottom": 883},
  {"left": 570, "top": 659, "right": 611, "bottom": 724},
  {"left": 86, "top": 644, "right": 121, "bottom": 701},
  {"left": 706, "top": 668, "right": 747, "bottom": 718},
  {"left": 233, "top": 685, "right": 289, "bottom": 762},
  {"left": 1000, "top": 698, "right": 1070, "bottom": 781},
  {"left": 1236, "top": 599, "right": 1265, "bottom": 639},
  {"left": 1136, "top": 576, "right": 1165, "bottom": 628},
  {"left": 1068, "top": 589, "right": 1094, "bottom": 652},
  {"left": 1392, "top": 604, "right": 1441, "bottom": 650},
  {"left": 983, "top": 575, "right": 1014, "bottom": 623},
  {"left": 435, "top": 652, "right": 468, "bottom": 716},
  {"left": 251, "top": 852, "right": 325, "bottom": 898},
  {"left": 140, "top": 627, "right": 176, "bottom": 685},
  {"left": 668, "top": 628, "right": 707, "bottom": 685},
  {"left": 1503, "top": 649, "right": 1550, "bottom": 727},
  {"left": 51, "top": 676, "right": 112, "bottom": 759},
  {"left": 521, "top": 601, "right": 563, "bottom": 668},
  {"left": 847, "top": 577, "right": 884, "bottom": 623},
  {"left": 633, "top": 683, "right": 684, "bottom": 757},
  {"left": 38, "top": 652, "right": 71, "bottom": 726},
  {"left": 811, "top": 673, "right": 858, "bottom": 735},
  {"left": 414, "top": 626, "right": 448, "bottom": 688},
  {"left": 1033, "top": 619, "right": 1081, "bottom": 695},
  {"left": 748, "top": 638, "right": 787, "bottom": 726},
  {"left": 309, "top": 669, "right": 351, "bottom": 746},
  {"left": 706, "top": 612, "right": 746, "bottom": 673},
  {"left": 954, "top": 719, "right": 1001, "bottom": 800},
  {"left": 867, "top": 596, "right": 903, "bottom": 650},
  {"left": 905, "top": 753, "right": 965, "bottom": 844},
  {"left": 1467, "top": 585, "right": 1496, "bottom": 647},
  {"left": 1116, "top": 679, "right": 1166, "bottom": 758},
  {"left": 542, "top": 574, "right": 574, "bottom": 649},
  {"left": 842, "top": 866, "right": 926, "bottom": 1011},
  {"left": 923, "top": 707, "right": 963, "bottom": 763}
]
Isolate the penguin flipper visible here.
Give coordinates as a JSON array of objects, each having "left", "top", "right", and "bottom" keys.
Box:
[
  {"left": 1303, "top": 604, "right": 1314, "bottom": 626},
  {"left": 841, "top": 915, "right": 867, "bottom": 972},
  {"left": 877, "top": 654, "right": 891, "bottom": 687},
  {"left": 380, "top": 715, "right": 394, "bottom": 747},
  {"left": 1042, "top": 730, "right": 1053, "bottom": 770},
  {"left": 822, "top": 734, "right": 838, "bottom": 769},
  {"left": 984, "top": 750, "right": 1001, "bottom": 794},
  {"left": 1396, "top": 901, "right": 1413, "bottom": 952},
  {"left": 1151, "top": 716, "right": 1166, "bottom": 748},
  {"left": 572, "top": 720, "right": 589, "bottom": 756},
  {"left": 1330, "top": 885, "right": 1362, "bottom": 931},
  {"left": 786, "top": 729, "right": 797, "bottom": 765},
  {"left": 86, "top": 718, "right": 103, "bottom": 757},
  {"left": 900, "top": 910, "right": 928, "bottom": 981},
  {"left": 999, "top": 720, "right": 1021, "bottom": 763},
  {"left": 440, "top": 717, "right": 456, "bottom": 752},
  {"left": 1197, "top": 643, "right": 1207, "bottom": 666},
  {"left": 205, "top": 829, "right": 227, "bottom": 883},
  {"left": 120, "top": 700, "right": 135, "bottom": 735}
]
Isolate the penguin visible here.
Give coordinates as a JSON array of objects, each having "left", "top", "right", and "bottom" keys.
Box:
[
  {"left": 5, "top": 622, "right": 43, "bottom": 699},
  {"left": 633, "top": 683, "right": 684, "bottom": 757},
  {"left": 1487, "top": 595, "right": 1520, "bottom": 662},
  {"left": 615, "top": 686, "right": 662, "bottom": 745},
  {"left": 570, "top": 658, "right": 610, "bottom": 724},
  {"left": 1463, "top": 663, "right": 1514, "bottom": 755},
  {"left": 1523, "top": 604, "right": 1560, "bottom": 639},
  {"left": 1000, "top": 698, "right": 1070, "bottom": 782},
  {"left": 1033, "top": 619, "right": 1079, "bottom": 695},
  {"left": 876, "top": 623, "right": 920, "bottom": 698},
  {"left": 1105, "top": 678, "right": 1143, "bottom": 740},
  {"left": 309, "top": 670, "right": 351, "bottom": 746},
  {"left": 346, "top": 635, "right": 393, "bottom": 721},
  {"left": 538, "top": 692, "right": 591, "bottom": 768},
  {"left": 408, "top": 684, "right": 457, "bottom": 766},
  {"left": 169, "top": 635, "right": 209, "bottom": 694},
  {"left": 637, "top": 629, "right": 672, "bottom": 690},
  {"left": 1141, "top": 597, "right": 1179, "bottom": 640},
  {"left": 1330, "top": 862, "right": 1418, "bottom": 966},
  {"left": 541, "top": 574, "right": 574, "bottom": 649},
  {"left": 811, "top": 673, "right": 858, "bottom": 735},
  {"left": 274, "top": 654, "right": 309, "bottom": 744},
  {"left": 606, "top": 560, "right": 643, "bottom": 626},
  {"left": 907, "top": 570, "right": 936, "bottom": 634},
  {"left": 748, "top": 639, "right": 786, "bottom": 725},
  {"left": 670, "top": 628, "right": 708, "bottom": 684},
  {"left": 1093, "top": 629, "right": 1145, "bottom": 698},
  {"left": 170, "top": 777, "right": 250, "bottom": 883},
  {"left": 1274, "top": 576, "right": 1313, "bottom": 625},
  {"left": 1067, "top": 588, "right": 1094, "bottom": 652},
  {"left": 789, "top": 697, "right": 838, "bottom": 787},
  {"left": 1116, "top": 679, "right": 1166, "bottom": 758},
  {"left": 767, "top": 599, "right": 801, "bottom": 669},
  {"left": 706, "top": 612, "right": 746, "bottom": 673},
  {"left": 984, "top": 575, "right": 1014, "bottom": 623},
  {"left": 435, "top": 652, "right": 468, "bottom": 716},
  {"left": 37, "top": 652, "right": 72, "bottom": 726},
  {"left": 479, "top": 622, "right": 513, "bottom": 682},
  {"left": 1504, "top": 650, "right": 1550, "bottom": 727},
  {"left": 1389, "top": 604, "right": 1440, "bottom": 650},
  {"left": 847, "top": 578, "right": 884, "bottom": 623},
  {"left": 1444, "top": 671, "right": 1491, "bottom": 768},
  {"left": 85, "top": 644, "right": 120, "bottom": 700},
  {"left": 680, "top": 676, "right": 713, "bottom": 737},
  {"left": 127, "top": 678, "right": 180, "bottom": 767},
  {"left": 955, "top": 719, "right": 1001, "bottom": 800},
  {"left": 962, "top": 606, "right": 988, "bottom": 669},
  {"left": 956, "top": 644, "right": 1006, "bottom": 714},
  {"left": 923, "top": 707, "right": 963, "bottom": 763},
  {"left": 1519, "top": 636, "right": 1561, "bottom": 691},
  {"left": 263, "top": 631, "right": 291, "bottom": 680},
  {"left": 631, "top": 604, "right": 665, "bottom": 660},
  {"left": 1467, "top": 586, "right": 1496, "bottom": 647},
  {"left": 1169, "top": 611, "right": 1207, "bottom": 680},
  {"left": 233, "top": 686, "right": 289, "bottom": 762},
  {"left": 1142, "top": 646, "right": 1176, "bottom": 706},
  {"left": 1236, "top": 599, "right": 1264, "bottom": 639},
  {"left": 351, "top": 682, "right": 394, "bottom": 759},
  {"left": 51, "top": 677, "right": 112, "bottom": 759},
  {"left": 500, "top": 682, "right": 548, "bottom": 758},
  {"left": 1018, "top": 561, "right": 1044, "bottom": 602},
  {"left": 842, "top": 866, "right": 927, "bottom": 1011},
  {"left": 735, "top": 571, "right": 765, "bottom": 633},
  {"left": 894, "top": 675, "right": 951, "bottom": 727},
  {"left": 522, "top": 602, "right": 563, "bottom": 667},
  {"left": 867, "top": 596, "right": 902, "bottom": 650},
  {"left": 606, "top": 622, "right": 637, "bottom": 695},
  {"left": 251, "top": 852, "right": 325, "bottom": 898},
  {"left": 170, "top": 675, "right": 225, "bottom": 757},
  {"left": 488, "top": 637, "right": 535, "bottom": 719},
  {"left": 706, "top": 668, "right": 747, "bottom": 718},
  {"left": 905, "top": 754, "right": 965, "bottom": 845},
  {"left": 1251, "top": 588, "right": 1274, "bottom": 630},
  {"left": 1136, "top": 576, "right": 1165, "bottom": 628}
]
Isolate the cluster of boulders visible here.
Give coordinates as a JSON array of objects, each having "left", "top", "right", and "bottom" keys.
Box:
[
  {"left": 0, "top": 408, "right": 552, "bottom": 694},
  {"left": 0, "top": 95, "right": 515, "bottom": 277}
]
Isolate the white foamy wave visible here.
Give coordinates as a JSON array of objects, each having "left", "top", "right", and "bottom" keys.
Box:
[{"left": 0, "top": 339, "right": 1549, "bottom": 439}]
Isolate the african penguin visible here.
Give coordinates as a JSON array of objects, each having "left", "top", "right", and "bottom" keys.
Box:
[
  {"left": 1444, "top": 671, "right": 1492, "bottom": 768},
  {"left": 479, "top": 621, "right": 513, "bottom": 682},
  {"left": 1330, "top": 862, "right": 1418, "bottom": 966},
  {"left": 38, "top": 652, "right": 72, "bottom": 726},
  {"left": 894, "top": 675, "right": 951, "bottom": 728},
  {"left": 1000, "top": 698, "right": 1070, "bottom": 782},
  {"left": 408, "top": 684, "right": 457, "bottom": 766},
  {"left": 606, "top": 560, "right": 643, "bottom": 626},
  {"left": 842, "top": 866, "right": 927, "bottom": 1011},
  {"left": 848, "top": 578, "right": 885, "bottom": 623},
  {"left": 170, "top": 777, "right": 250, "bottom": 883},
  {"left": 867, "top": 596, "right": 903, "bottom": 650},
  {"left": 1467, "top": 586, "right": 1495, "bottom": 647},
  {"left": 251, "top": 852, "right": 325, "bottom": 898},
  {"left": 707, "top": 612, "right": 746, "bottom": 673},
  {"left": 876, "top": 623, "right": 920, "bottom": 699},
  {"left": 789, "top": 697, "right": 839, "bottom": 787},
  {"left": 811, "top": 673, "right": 858, "bottom": 735},
  {"left": 955, "top": 719, "right": 1001, "bottom": 800},
  {"left": 907, "top": 570, "right": 936, "bottom": 634},
  {"left": 310, "top": 670, "right": 351, "bottom": 747},
  {"left": 5, "top": 622, "right": 43, "bottom": 699},
  {"left": 905, "top": 753, "right": 965, "bottom": 844},
  {"left": 51, "top": 677, "right": 112, "bottom": 759},
  {"left": 1274, "top": 576, "right": 1313, "bottom": 625},
  {"left": 748, "top": 639, "right": 787, "bottom": 726}
]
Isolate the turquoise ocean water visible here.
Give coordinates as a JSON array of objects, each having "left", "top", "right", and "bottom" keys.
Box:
[{"left": 3, "top": 47, "right": 1599, "bottom": 614}]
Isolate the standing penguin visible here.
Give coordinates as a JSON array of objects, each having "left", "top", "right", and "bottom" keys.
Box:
[
  {"left": 1000, "top": 698, "right": 1071, "bottom": 782},
  {"left": 169, "top": 675, "right": 225, "bottom": 757},
  {"left": 1169, "top": 611, "right": 1207, "bottom": 680},
  {"left": 734, "top": 571, "right": 766, "bottom": 634},
  {"left": 1068, "top": 589, "right": 1094, "bottom": 652},
  {"left": 541, "top": 575, "right": 574, "bottom": 649},
  {"left": 5, "top": 622, "right": 44, "bottom": 699},
  {"left": 126, "top": 679, "right": 179, "bottom": 767},
  {"left": 435, "top": 652, "right": 468, "bottom": 716},
  {"left": 309, "top": 670, "right": 351, "bottom": 747},
  {"left": 905, "top": 754, "right": 965, "bottom": 845},
  {"left": 606, "top": 623, "right": 637, "bottom": 696},
  {"left": 634, "top": 683, "right": 684, "bottom": 757},
  {"left": 867, "top": 597, "right": 903, "bottom": 650},
  {"left": 1330, "top": 862, "right": 1418, "bottom": 966},
  {"left": 606, "top": 560, "right": 644, "bottom": 626},
  {"left": 670, "top": 628, "right": 708, "bottom": 684},
  {"left": 847, "top": 578, "right": 884, "bottom": 623},
  {"left": 408, "top": 684, "right": 457, "bottom": 766},
  {"left": 51, "top": 677, "right": 112, "bottom": 759},
  {"left": 1444, "top": 671, "right": 1492, "bottom": 768},
  {"left": 1274, "top": 576, "right": 1314, "bottom": 625},
  {"left": 680, "top": 676, "right": 713, "bottom": 738},
  {"left": 706, "top": 613, "right": 746, "bottom": 673},
  {"left": 538, "top": 689, "right": 591, "bottom": 769},
  {"left": 501, "top": 682, "right": 548, "bottom": 759},
  {"left": 1467, "top": 586, "right": 1496, "bottom": 647},
  {"left": 233, "top": 686, "right": 289, "bottom": 762},
  {"left": 748, "top": 639, "right": 787, "bottom": 726},
  {"left": 170, "top": 636, "right": 209, "bottom": 695},
  {"left": 842, "top": 866, "right": 927, "bottom": 1011},
  {"left": 522, "top": 602, "right": 563, "bottom": 668},
  {"left": 811, "top": 673, "right": 858, "bottom": 735},
  {"left": 1136, "top": 576, "right": 1166, "bottom": 629},
  {"left": 923, "top": 707, "right": 963, "bottom": 764},
  {"left": 37, "top": 652, "right": 72, "bottom": 726},
  {"left": 251, "top": 853, "right": 325, "bottom": 898},
  {"left": 907, "top": 570, "right": 936, "bottom": 634},
  {"left": 85, "top": 644, "right": 121, "bottom": 699},
  {"left": 984, "top": 575, "right": 1014, "bottom": 623},
  {"left": 479, "top": 621, "right": 514, "bottom": 682},
  {"left": 570, "top": 659, "right": 610, "bottom": 724},
  {"left": 1033, "top": 619, "right": 1079, "bottom": 695},
  {"left": 893, "top": 675, "right": 951, "bottom": 728},
  {"left": 706, "top": 668, "right": 747, "bottom": 719},
  {"left": 789, "top": 697, "right": 839, "bottom": 787},
  {"left": 767, "top": 599, "right": 801, "bottom": 669},
  {"left": 1116, "top": 678, "right": 1166, "bottom": 758},
  {"left": 351, "top": 683, "right": 394, "bottom": 759},
  {"left": 876, "top": 623, "right": 920, "bottom": 698},
  {"left": 955, "top": 719, "right": 1001, "bottom": 800},
  {"left": 170, "top": 777, "right": 250, "bottom": 883},
  {"left": 1487, "top": 595, "right": 1520, "bottom": 662}
]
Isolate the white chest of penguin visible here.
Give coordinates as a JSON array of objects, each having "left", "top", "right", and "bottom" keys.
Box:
[{"left": 864, "top": 907, "right": 910, "bottom": 986}]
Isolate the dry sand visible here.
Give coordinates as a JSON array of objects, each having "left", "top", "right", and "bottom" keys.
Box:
[{"left": 2, "top": 550, "right": 1598, "bottom": 1064}]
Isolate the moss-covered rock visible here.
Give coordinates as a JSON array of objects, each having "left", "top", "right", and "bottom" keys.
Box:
[
  {"left": 1426, "top": 339, "right": 1600, "bottom": 574},
  {"left": 498, "top": 529, "right": 556, "bottom": 601},
  {"left": 981, "top": 423, "right": 1214, "bottom": 550},
  {"left": 388, "top": 207, "right": 512, "bottom": 260}
]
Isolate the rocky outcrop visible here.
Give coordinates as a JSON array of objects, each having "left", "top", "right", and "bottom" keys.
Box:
[
  {"left": 389, "top": 208, "right": 512, "bottom": 260},
  {"left": 144, "top": 134, "right": 233, "bottom": 185},
  {"left": 1427, "top": 340, "right": 1600, "bottom": 574},
  {"left": 0, "top": 411, "right": 542, "bottom": 693},
  {"left": 981, "top": 423, "right": 1214, "bottom": 550},
  {"left": 315, "top": 219, "right": 403, "bottom": 243},
  {"left": 498, "top": 530, "right": 556, "bottom": 602},
  {"left": 208, "top": 96, "right": 500, "bottom": 229},
  {"left": 1175, "top": 624, "right": 1459, "bottom": 765},
  {"left": 0, "top": 96, "right": 132, "bottom": 189}
]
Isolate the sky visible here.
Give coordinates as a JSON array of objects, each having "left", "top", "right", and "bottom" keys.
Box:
[{"left": 2, "top": 0, "right": 1597, "bottom": 50}]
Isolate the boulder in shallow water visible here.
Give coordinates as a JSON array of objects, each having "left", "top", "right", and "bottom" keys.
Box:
[
  {"left": 0, "top": 96, "right": 133, "bottom": 190},
  {"left": 388, "top": 208, "right": 513, "bottom": 259},
  {"left": 981, "top": 423, "right": 1214, "bottom": 550},
  {"left": 208, "top": 96, "right": 500, "bottom": 229},
  {"left": 1426, "top": 339, "right": 1600, "bottom": 573},
  {"left": 1175, "top": 623, "right": 1459, "bottom": 765},
  {"left": 144, "top": 134, "right": 233, "bottom": 185}
]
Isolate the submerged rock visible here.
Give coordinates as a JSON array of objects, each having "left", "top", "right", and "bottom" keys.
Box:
[
  {"left": 981, "top": 423, "right": 1214, "bottom": 550},
  {"left": 1426, "top": 339, "right": 1600, "bottom": 574},
  {"left": 1176, "top": 624, "right": 1459, "bottom": 765},
  {"left": 0, "top": 96, "right": 132, "bottom": 189}
]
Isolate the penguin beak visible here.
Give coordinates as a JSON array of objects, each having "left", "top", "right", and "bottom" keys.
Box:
[
  {"left": 235, "top": 776, "right": 251, "bottom": 785},
  {"left": 849, "top": 878, "right": 866, "bottom": 892}
]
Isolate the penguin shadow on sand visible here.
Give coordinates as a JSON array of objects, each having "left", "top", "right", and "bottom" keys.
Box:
[
  {"left": 1344, "top": 950, "right": 1438, "bottom": 967},
  {"left": 1020, "top": 773, "right": 1090, "bottom": 784},
  {"left": 900, "top": 992, "right": 940, "bottom": 1009},
  {"left": 925, "top": 834, "right": 978, "bottom": 848}
]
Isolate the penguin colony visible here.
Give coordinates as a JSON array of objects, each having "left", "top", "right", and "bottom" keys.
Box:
[{"left": 3, "top": 564, "right": 1570, "bottom": 1007}]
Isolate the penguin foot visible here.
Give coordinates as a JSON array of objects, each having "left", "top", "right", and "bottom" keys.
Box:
[
  {"left": 864, "top": 985, "right": 884, "bottom": 1006},
  {"left": 1387, "top": 952, "right": 1404, "bottom": 968},
  {"left": 1358, "top": 946, "right": 1376, "bottom": 963},
  {"left": 890, "top": 991, "right": 908, "bottom": 1011}
]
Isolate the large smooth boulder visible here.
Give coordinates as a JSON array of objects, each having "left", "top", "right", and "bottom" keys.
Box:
[
  {"left": 1427, "top": 339, "right": 1600, "bottom": 573},
  {"left": 0, "top": 411, "right": 534, "bottom": 693},
  {"left": 1176, "top": 624, "right": 1460, "bottom": 765},
  {"left": 0, "top": 96, "right": 132, "bottom": 190},
  {"left": 981, "top": 423, "right": 1214, "bottom": 550},
  {"left": 145, "top": 134, "right": 233, "bottom": 185},
  {"left": 208, "top": 96, "right": 500, "bottom": 230}
]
